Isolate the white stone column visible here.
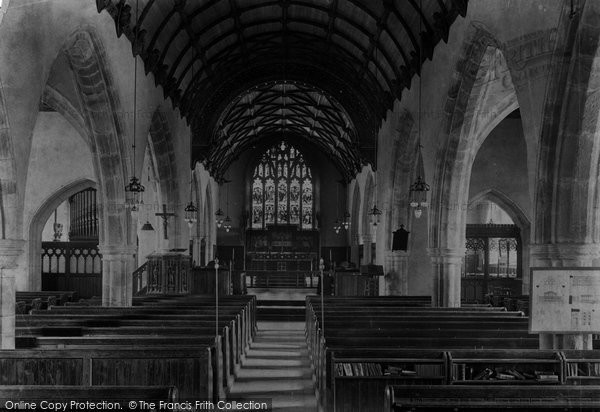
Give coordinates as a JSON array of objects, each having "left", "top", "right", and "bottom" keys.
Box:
[
  {"left": 530, "top": 243, "right": 600, "bottom": 350},
  {"left": 99, "top": 244, "right": 137, "bottom": 307},
  {"left": 385, "top": 250, "right": 409, "bottom": 295},
  {"left": 0, "top": 240, "right": 25, "bottom": 349},
  {"left": 191, "top": 235, "right": 202, "bottom": 267},
  {"left": 428, "top": 248, "right": 464, "bottom": 307}
]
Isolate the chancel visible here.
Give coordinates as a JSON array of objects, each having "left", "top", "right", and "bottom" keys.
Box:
[{"left": 1, "top": 0, "right": 600, "bottom": 410}]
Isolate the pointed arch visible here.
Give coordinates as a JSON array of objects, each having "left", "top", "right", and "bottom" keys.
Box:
[
  {"left": 27, "top": 179, "right": 97, "bottom": 290},
  {"left": 63, "top": 28, "right": 130, "bottom": 247},
  {"left": 535, "top": 0, "right": 600, "bottom": 247},
  {"left": 204, "top": 183, "right": 214, "bottom": 262},
  {"left": 350, "top": 182, "right": 362, "bottom": 245},
  {"left": 362, "top": 173, "right": 375, "bottom": 239},
  {"left": 429, "top": 25, "right": 521, "bottom": 254},
  {"left": 0, "top": 71, "right": 19, "bottom": 240},
  {"left": 469, "top": 189, "right": 530, "bottom": 233}
]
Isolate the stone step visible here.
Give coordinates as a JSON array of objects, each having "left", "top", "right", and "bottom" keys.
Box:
[
  {"left": 245, "top": 349, "right": 308, "bottom": 358},
  {"left": 231, "top": 393, "right": 318, "bottom": 411},
  {"left": 229, "top": 380, "right": 315, "bottom": 396},
  {"left": 250, "top": 342, "right": 306, "bottom": 350},
  {"left": 229, "top": 321, "right": 317, "bottom": 412},
  {"left": 236, "top": 367, "right": 313, "bottom": 380},
  {"left": 242, "top": 357, "right": 310, "bottom": 368}
]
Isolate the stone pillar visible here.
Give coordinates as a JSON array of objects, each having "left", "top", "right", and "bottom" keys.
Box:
[
  {"left": 99, "top": 244, "right": 137, "bottom": 307},
  {"left": 385, "top": 250, "right": 409, "bottom": 295},
  {"left": 350, "top": 234, "right": 362, "bottom": 266},
  {"left": 362, "top": 234, "right": 373, "bottom": 264},
  {"left": 0, "top": 240, "right": 25, "bottom": 349},
  {"left": 191, "top": 236, "right": 202, "bottom": 267},
  {"left": 530, "top": 243, "right": 600, "bottom": 349},
  {"left": 428, "top": 248, "right": 464, "bottom": 307}
]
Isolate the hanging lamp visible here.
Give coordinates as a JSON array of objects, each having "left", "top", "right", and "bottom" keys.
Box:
[
  {"left": 409, "top": 0, "right": 430, "bottom": 219},
  {"left": 184, "top": 171, "right": 198, "bottom": 228},
  {"left": 184, "top": 47, "right": 199, "bottom": 228},
  {"left": 333, "top": 182, "right": 342, "bottom": 234},
  {"left": 369, "top": 203, "right": 382, "bottom": 227},
  {"left": 224, "top": 180, "right": 232, "bottom": 232},
  {"left": 141, "top": 221, "right": 154, "bottom": 231},
  {"left": 124, "top": 0, "right": 144, "bottom": 214}
]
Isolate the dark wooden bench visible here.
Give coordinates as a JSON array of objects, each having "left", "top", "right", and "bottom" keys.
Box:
[
  {"left": 17, "top": 320, "right": 232, "bottom": 399},
  {"left": 0, "top": 349, "right": 206, "bottom": 400},
  {"left": 15, "top": 295, "right": 257, "bottom": 401},
  {"left": 19, "top": 310, "right": 247, "bottom": 378},
  {"left": 384, "top": 385, "right": 600, "bottom": 411}
]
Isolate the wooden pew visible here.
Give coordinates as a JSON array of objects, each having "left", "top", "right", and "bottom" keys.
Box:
[
  {"left": 17, "top": 321, "right": 233, "bottom": 400},
  {"left": 384, "top": 385, "right": 600, "bottom": 411},
  {"left": 562, "top": 350, "right": 600, "bottom": 385},
  {"left": 21, "top": 307, "right": 249, "bottom": 375},
  {"left": 304, "top": 298, "right": 537, "bottom": 411},
  {"left": 0, "top": 349, "right": 206, "bottom": 401},
  {"left": 16, "top": 295, "right": 256, "bottom": 399}
]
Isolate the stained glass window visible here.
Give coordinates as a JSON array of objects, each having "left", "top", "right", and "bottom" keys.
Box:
[{"left": 251, "top": 141, "right": 314, "bottom": 229}]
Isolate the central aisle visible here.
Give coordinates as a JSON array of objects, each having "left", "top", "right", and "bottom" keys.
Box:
[{"left": 228, "top": 321, "right": 318, "bottom": 412}]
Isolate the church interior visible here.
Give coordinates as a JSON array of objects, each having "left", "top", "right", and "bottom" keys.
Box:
[{"left": 1, "top": 0, "right": 600, "bottom": 410}]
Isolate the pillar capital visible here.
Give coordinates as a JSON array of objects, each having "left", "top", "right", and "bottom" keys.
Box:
[
  {"left": 427, "top": 247, "right": 465, "bottom": 265},
  {"left": 99, "top": 244, "right": 137, "bottom": 260},
  {"left": 530, "top": 243, "right": 600, "bottom": 266}
]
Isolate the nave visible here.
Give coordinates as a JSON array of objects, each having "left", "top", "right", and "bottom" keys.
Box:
[{"left": 1, "top": 0, "right": 600, "bottom": 410}]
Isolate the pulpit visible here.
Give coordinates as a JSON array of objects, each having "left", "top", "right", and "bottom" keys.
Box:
[
  {"left": 146, "top": 253, "right": 191, "bottom": 295},
  {"left": 191, "top": 261, "right": 235, "bottom": 295},
  {"left": 333, "top": 264, "right": 384, "bottom": 296}
]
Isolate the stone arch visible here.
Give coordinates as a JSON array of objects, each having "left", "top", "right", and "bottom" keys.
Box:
[
  {"left": 469, "top": 189, "right": 530, "bottom": 234},
  {"left": 27, "top": 179, "right": 97, "bottom": 291},
  {"left": 40, "top": 86, "right": 90, "bottom": 148},
  {"left": 469, "top": 188, "right": 531, "bottom": 294},
  {"left": 63, "top": 28, "right": 133, "bottom": 305},
  {"left": 430, "top": 28, "right": 520, "bottom": 252},
  {"left": 428, "top": 24, "right": 522, "bottom": 306},
  {"left": 63, "top": 28, "right": 129, "bottom": 247},
  {"left": 0, "top": 0, "right": 10, "bottom": 27},
  {"left": 362, "top": 173, "right": 375, "bottom": 240},
  {"left": 389, "top": 111, "right": 418, "bottom": 248},
  {"left": 350, "top": 182, "right": 362, "bottom": 244},
  {"left": 534, "top": 1, "right": 600, "bottom": 259},
  {"left": 0, "top": 72, "right": 19, "bottom": 242},
  {"left": 147, "top": 109, "right": 180, "bottom": 236},
  {"left": 204, "top": 183, "right": 215, "bottom": 262}
]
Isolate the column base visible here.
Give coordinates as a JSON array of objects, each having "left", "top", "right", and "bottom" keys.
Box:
[{"left": 99, "top": 244, "right": 137, "bottom": 307}]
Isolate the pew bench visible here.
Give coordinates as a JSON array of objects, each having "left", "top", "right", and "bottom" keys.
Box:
[
  {"left": 384, "top": 385, "right": 600, "bottom": 411},
  {"left": 16, "top": 334, "right": 226, "bottom": 401},
  {"left": 0, "top": 349, "right": 208, "bottom": 401}
]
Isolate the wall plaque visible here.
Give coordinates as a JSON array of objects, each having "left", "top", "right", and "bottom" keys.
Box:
[{"left": 530, "top": 267, "right": 600, "bottom": 333}]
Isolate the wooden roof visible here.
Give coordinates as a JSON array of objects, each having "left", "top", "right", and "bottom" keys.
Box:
[{"left": 97, "top": 0, "right": 467, "bottom": 179}]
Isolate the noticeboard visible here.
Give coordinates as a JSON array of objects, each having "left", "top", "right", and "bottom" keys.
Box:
[{"left": 530, "top": 267, "right": 600, "bottom": 333}]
